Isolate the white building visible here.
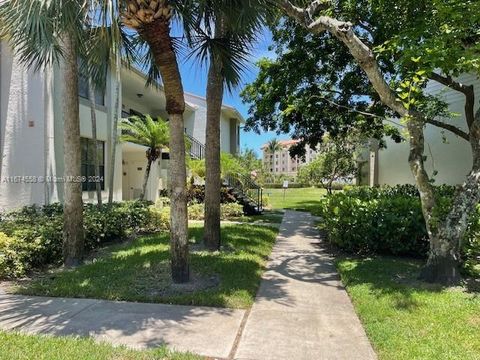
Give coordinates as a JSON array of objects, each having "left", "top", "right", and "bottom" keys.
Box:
[
  {"left": 0, "top": 42, "right": 243, "bottom": 210},
  {"left": 261, "top": 139, "right": 319, "bottom": 178},
  {"left": 360, "top": 73, "right": 479, "bottom": 186}
]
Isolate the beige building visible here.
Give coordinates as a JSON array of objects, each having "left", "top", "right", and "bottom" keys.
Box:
[
  {"left": 360, "top": 73, "right": 479, "bottom": 186},
  {"left": 262, "top": 139, "right": 319, "bottom": 178},
  {"left": 0, "top": 42, "right": 243, "bottom": 211}
]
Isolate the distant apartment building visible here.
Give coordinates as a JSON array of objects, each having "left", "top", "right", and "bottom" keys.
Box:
[{"left": 261, "top": 139, "right": 319, "bottom": 178}]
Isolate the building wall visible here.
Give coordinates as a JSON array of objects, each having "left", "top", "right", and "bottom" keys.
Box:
[
  {"left": 0, "top": 43, "right": 51, "bottom": 211},
  {"left": 262, "top": 141, "right": 319, "bottom": 178},
  {"left": 0, "top": 42, "right": 243, "bottom": 209},
  {"left": 185, "top": 93, "right": 240, "bottom": 154},
  {"left": 377, "top": 73, "right": 479, "bottom": 186}
]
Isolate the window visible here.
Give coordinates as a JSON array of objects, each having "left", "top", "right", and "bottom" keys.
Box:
[
  {"left": 81, "top": 138, "right": 105, "bottom": 191},
  {"left": 78, "top": 76, "right": 106, "bottom": 106},
  {"left": 78, "top": 59, "right": 106, "bottom": 106}
]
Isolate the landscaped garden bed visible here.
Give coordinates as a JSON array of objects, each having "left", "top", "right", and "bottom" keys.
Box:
[{"left": 7, "top": 224, "right": 278, "bottom": 309}]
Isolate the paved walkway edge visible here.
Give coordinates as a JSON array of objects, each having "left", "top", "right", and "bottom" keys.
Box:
[{"left": 233, "top": 210, "right": 377, "bottom": 360}]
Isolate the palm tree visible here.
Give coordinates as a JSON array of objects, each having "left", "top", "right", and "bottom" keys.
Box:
[
  {"left": 188, "top": 2, "right": 265, "bottom": 251},
  {"left": 0, "top": 0, "right": 90, "bottom": 266},
  {"left": 88, "top": 77, "right": 103, "bottom": 206},
  {"left": 121, "top": 0, "right": 190, "bottom": 283},
  {"left": 267, "top": 138, "right": 282, "bottom": 171},
  {"left": 119, "top": 115, "right": 169, "bottom": 200}
]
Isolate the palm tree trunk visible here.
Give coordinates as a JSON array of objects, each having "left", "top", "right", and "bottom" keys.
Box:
[
  {"left": 62, "top": 33, "right": 85, "bottom": 266},
  {"left": 141, "top": 20, "right": 189, "bottom": 283},
  {"left": 140, "top": 157, "right": 153, "bottom": 201},
  {"left": 88, "top": 78, "right": 102, "bottom": 207},
  {"left": 203, "top": 42, "right": 224, "bottom": 251},
  {"left": 108, "top": 52, "right": 121, "bottom": 204}
]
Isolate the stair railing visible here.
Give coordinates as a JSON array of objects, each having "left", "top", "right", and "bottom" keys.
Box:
[
  {"left": 185, "top": 133, "right": 205, "bottom": 160},
  {"left": 224, "top": 172, "right": 263, "bottom": 213}
]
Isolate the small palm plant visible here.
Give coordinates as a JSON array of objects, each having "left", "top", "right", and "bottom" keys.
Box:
[{"left": 120, "top": 115, "right": 169, "bottom": 200}]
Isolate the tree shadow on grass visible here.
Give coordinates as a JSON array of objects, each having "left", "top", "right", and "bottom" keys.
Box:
[{"left": 337, "top": 256, "right": 448, "bottom": 312}]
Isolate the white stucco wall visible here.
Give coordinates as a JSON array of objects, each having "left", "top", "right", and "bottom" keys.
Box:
[
  {"left": 0, "top": 43, "right": 52, "bottom": 211},
  {"left": 377, "top": 73, "right": 479, "bottom": 186}
]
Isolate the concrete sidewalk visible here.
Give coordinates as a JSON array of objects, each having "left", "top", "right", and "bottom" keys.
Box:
[
  {"left": 0, "top": 294, "right": 245, "bottom": 358},
  {"left": 233, "top": 210, "right": 376, "bottom": 360}
]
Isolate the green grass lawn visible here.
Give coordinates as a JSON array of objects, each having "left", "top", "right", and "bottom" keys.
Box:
[
  {"left": 14, "top": 224, "right": 278, "bottom": 309},
  {"left": 0, "top": 331, "right": 201, "bottom": 360},
  {"left": 337, "top": 257, "right": 480, "bottom": 360},
  {"left": 264, "top": 187, "right": 326, "bottom": 214}
]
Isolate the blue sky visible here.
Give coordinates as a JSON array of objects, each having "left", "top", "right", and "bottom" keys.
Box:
[{"left": 176, "top": 27, "right": 292, "bottom": 157}]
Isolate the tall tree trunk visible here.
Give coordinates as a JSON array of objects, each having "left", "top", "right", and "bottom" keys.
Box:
[
  {"left": 140, "top": 156, "right": 153, "bottom": 201},
  {"left": 88, "top": 78, "right": 102, "bottom": 207},
  {"left": 141, "top": 19, "right": 189, "bottom": 283},
  {"left": 204, "top": 33, "right": 225, "bottom": 251},
  {"left": 405, "top": 118, "right": 462, "bottom": 284},
  {"left": 108, "top": 52, "right": 121, "bottom": 204},
  {"left": 62, "top": 33, "right": 85, "bottom": 266}
]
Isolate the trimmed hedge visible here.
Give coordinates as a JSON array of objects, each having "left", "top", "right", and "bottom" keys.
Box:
[
  {"left": 320, "top": 185, "right": 480, "bottom": 276},
  {"left": 320, "top": 190, "right": 429, "bottom": 257},
  {"left": 0, "top": 201, "right": 168, "bottom": 279}
]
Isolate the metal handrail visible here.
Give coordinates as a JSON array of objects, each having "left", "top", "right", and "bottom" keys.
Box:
[
  {"left": 185, "top": 133, "right": 205, "bottom": 160},
  {"left": 224, "top": 172, "right": 263, "bottom": 212}
]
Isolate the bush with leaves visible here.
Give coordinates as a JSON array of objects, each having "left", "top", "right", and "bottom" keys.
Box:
[
  {"left": 187, "top": 202, "right": 244, "bottom": 220},
  {"left": 0, "top": 201, "right": 167, "bottom": 279},
  {"left": 319, "top": 185, "right": 479, "bottom": 276},
  {"left": 320, "top": 190, "right": 429, "bottom": 256}
]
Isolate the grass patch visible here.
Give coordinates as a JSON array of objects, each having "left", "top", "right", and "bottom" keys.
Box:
[
  {"left": 233, "top": 210, "right": 284, "bottom": 225},
  {"left": 337, "top": 256, "right": 480, "bottom": 360},
  {"left": 14, "top": 224, "right": 278, "bottom": 309},
  {"left": 264, "top": 187, "right": 326, "bottom": 214},
  {"left": 0, "top": 331, "right": 201, "bottom": 360}
]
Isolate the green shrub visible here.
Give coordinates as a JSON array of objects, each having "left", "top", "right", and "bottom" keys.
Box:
[
  {"left": 220, "top": 202, "right": 244, "bottom": 218},
  {"left": 319, "top": 191, "right": 429, "bottom": 257},
  {"left": 0, "top": 201, "right": 165, "bottom": 279},
  {"left": 188, "top": 203, "right": 205, "bottom": 220},
  {"left": 186, "top": 202, "right": 244, "bottom": 221},
  {"left": 319, "top": 185, "right": 479, "bottom": 274}
]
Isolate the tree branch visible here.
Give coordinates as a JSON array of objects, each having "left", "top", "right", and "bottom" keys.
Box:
[
  {"left": 429, "top": 72, "right": 475, "bottom": 129},
  {"left": 425, "top": 118, "right": 470, "bottom": 141},
  {"left": 429, "top": 72, "right": 473, "bottom": 95}
]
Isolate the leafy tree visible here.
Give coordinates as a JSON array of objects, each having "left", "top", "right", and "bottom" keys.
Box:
[
  {"left": 120, "top": 115, "right": 169, "bottom": 200},
  {"left": 266, "top": 0, "right": 480, "bottom": 284},
  {"left": 237, "top": 148, "right": 262, "bottom": 174},
  {"left": 297, "top": 138, "right": 357, "bottom": 194},
  {"left": 189, "top": 152, "right": 245, "bottom": 180}
]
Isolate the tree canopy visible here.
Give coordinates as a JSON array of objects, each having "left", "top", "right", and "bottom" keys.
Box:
[{"left": 241, "top": 0, "right": 479, "bottom": 157}]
